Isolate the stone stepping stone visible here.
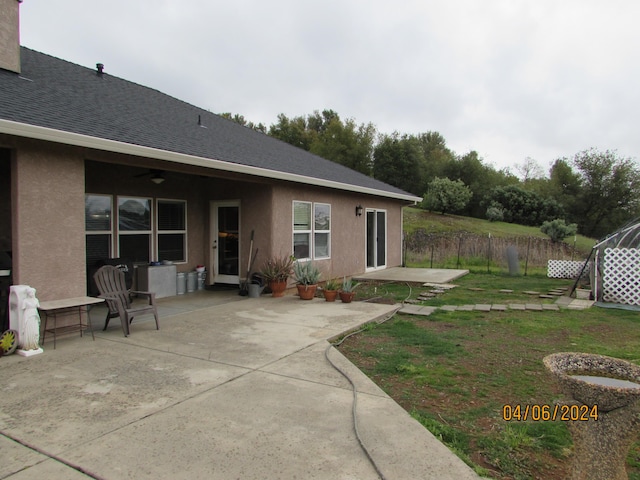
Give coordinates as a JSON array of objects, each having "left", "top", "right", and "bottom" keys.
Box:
[
  {"left": 491, "top": 305, "right": 508, "bottom": 311},
  {"left": 457, "top": 305, "right": 475, "bottom": 311},
  {"left": 555, "top": 296, "right": 573, "bottom": 306},
  {"left": 468, "top": 288, "right": 485, "bottom": 291},
  {"left": 547, "top": 291, "right": 565, "bottom": 296},
  {"left": 399, "top": 305, "right": 437, "bottom": 316},
  {"left": 523, "top": 291, "right": 540, "bottom": 295},
  {"left": 430, "top": 289, "right": 446, "bottom": 295},
  {"left": 439, "top": 305, "right": 458, "bottom": 311},
  {"left": 404, "top": 299, "right": 421, "bottom": 304},
  {"left": 475, "top": 304, "right": 492, "bottom": 312},
  {"left": 509, "top": 304, "right": 526, "bottom": 310},
  {"left": 423, "top": 283, "right": 457, "bottom": 289},
  {"left": 499, "top": 289, "right": 514, "bottom": 293},
  {"left": 539, "top": 294, "right": 555, "bottom": 299},
  {"left": 542, "top": 304, "right": 560, "bottom": 311},
  {"left": 419, "top": 291, "right": 437, "bottom": 297},
  {"left": 525, "top": 304, "right": 544, "bottom": 311}
]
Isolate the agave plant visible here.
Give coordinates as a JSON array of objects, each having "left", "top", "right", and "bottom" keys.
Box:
[{"left": 293, "top": 261, "right": 321, "bottom": 285}]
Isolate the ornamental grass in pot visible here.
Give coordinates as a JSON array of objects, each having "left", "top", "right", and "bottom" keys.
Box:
[
  {"left": 323, "top": 278, "right": 340, "bottom": 302},
  {"left": 260, "top": 255, "right": 295, "bottom": 297},
  {"left": 339, "top": 276, "right": 359, "bottom": 303}
]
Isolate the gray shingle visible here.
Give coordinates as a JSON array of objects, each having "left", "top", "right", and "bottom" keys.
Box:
[{"left": 0, "top": 48, "right": 416, "bottom": 199}]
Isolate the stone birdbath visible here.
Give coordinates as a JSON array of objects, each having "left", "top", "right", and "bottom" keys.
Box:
[{"left": 544, "top": 352, "right": 640, "bottom": 480}]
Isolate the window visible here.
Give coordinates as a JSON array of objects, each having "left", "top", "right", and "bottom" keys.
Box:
[
  {"left": 314, "top": 203, "right": 330, "bottom": 259},
  {"left": 157, "top": 199, "right": 186, "bottom": 262},
  {"left": 292, "top": 201, "right": 331, "bottom": 260},
  {"left": 118, "top": 197, "right": 152, "bottom": 264},
  {"left": 85, "top": 194, "right": 112, "bottom": 266}
]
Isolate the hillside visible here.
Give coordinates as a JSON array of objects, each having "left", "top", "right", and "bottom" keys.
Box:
[{"left": 404, "top": 207, "right": 595, "bottom": 254}]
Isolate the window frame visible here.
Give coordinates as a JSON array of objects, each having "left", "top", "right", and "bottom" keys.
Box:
[
  {"left": 117, "top": 196, "right": 153, "bottom": 264},
  {"left": 156, "top": 198, "right": 187, "bottom": 263},
  {"left": 313, "top": 203, "right": 331, "bottom": 260},
  {"left": 292, "top": 200, "right": 331, "bottom": 261},
  {"left": 85, "top": 194, "right": 113, "bottom": 265}
]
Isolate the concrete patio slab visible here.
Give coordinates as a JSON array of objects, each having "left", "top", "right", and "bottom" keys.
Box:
[
  {"left": 354, "top": 267, "right": 468, "bottom": 284},
  {"left": 0, "top": 294, "right": 479, "bottom": 480}
]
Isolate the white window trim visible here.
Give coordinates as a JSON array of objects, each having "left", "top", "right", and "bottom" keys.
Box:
[
  {"left": 292, "top": 200, "right": 331, "bottom": 261},
  {"left": 314, "top": 202, "right": 331, "bottom": 260}
]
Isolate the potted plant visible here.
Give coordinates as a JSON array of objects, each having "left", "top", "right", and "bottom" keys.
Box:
[
  {"left": 293, "top": 260, "right": 321, "bottom": 300},
  {"left": 339, "top": 276, "right": 359, "bottom": 303},
  {"left": 323, "top": 278, "right": 340, "bottom": 302},
  {"left": 260, "top": 255, "right": 295, "bottom": 297}
]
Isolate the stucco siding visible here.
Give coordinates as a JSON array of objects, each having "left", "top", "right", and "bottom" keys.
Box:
[
  {"left": 269, "top": 183, "right": 407, "bottom": 281},
  {"left": 12, "top": 141, "right": 85, "bottom": 301}
]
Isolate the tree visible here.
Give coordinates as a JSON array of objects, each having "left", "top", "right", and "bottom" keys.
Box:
[
  {"left": 422, "top": 177, "right": 473, "bottom": 215},
  {"left": 571, "top": 148, "right": 640, "bottom": 238},
  {"left": 416, "top": 131, "right": 455, "bottom": 187},
  {"left": 309, "top": 116, "right": 376, "bottom": 176},
  {"left": 267, "top": 110, "right": 376, "bottom": 176},
  {"left": 442, "top": 151, "right": 517, "bottom": 218},
  {"left": 373, "top": 133, "right": 425, "bottom": 195},
  {"left": 219, "top": 112, "right": 267, "bottom": 133},
  {"left": 515, "top": 157, "right": 545, "bottom": 183},
  {"left": 487, "top": 185, "right": 565, "bottom": 226},
  {"left": 541, "top": 219, "right": 578, "bottom": 243},
  {"left": 268, "top": 113, "right": 314, "bottom": 150}
]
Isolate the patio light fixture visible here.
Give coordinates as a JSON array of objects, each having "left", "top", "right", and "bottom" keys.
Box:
[
  {"left": 150, "top": 172, "right": 165, "bottom": 184},
  {"left": 355, "top": 205, "right": 363, "bottom": 217}
]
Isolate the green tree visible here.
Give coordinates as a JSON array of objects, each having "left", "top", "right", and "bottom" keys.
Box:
[
  {"left": 443, "top": 151, "right": 517, "bottom": 218},
  {"left": 423, "top": 177, "right": 473, "bottom": 215},
  {"left": 373, "top": 133, "right": 425, "bottom": 195},
  {"left": 416, "top": 131, "right": 455, "bottom": 187},
  {"left": 488, "top": 185, "right": 565, "bottom": 226},
  {"left": 268, "top": 113, "right": 315, "bottom": 150},
  {"left": 540, "top": 219, "right": 578, "bottom": 243},
  {"left": 571, "top": 148, "right": 640, "bottom": 237},
  {"left": 219, "top": 112, "right": 267, "bottom": 133},
  {"left": 309, "top": 116, "right": 376, "bottom": 176}
]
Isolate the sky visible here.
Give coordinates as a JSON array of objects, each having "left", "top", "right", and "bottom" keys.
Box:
[{"left": 18, "top": 0, "right": 640, "bottom": 174}]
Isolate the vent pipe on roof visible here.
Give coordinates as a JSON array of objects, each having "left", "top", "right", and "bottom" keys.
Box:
[{"left": 96, "top": 63, "right": 104, "bottom": 75}]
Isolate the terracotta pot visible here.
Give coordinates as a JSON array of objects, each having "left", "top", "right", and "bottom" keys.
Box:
[
  {"left": 323, "top": 290, "right": 338, "bottom": 302},
  {"left": 297, "top": 284, "right": 317, "bottom": 300},
  {"left": 339, "top": 291, "right": 355, "bottom": 303},
  {"left": 269, "top": 280, "right": 287, "bottom": 297}
]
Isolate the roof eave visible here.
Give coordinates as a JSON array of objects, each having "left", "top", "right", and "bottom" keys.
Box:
[{"left": 0, "top": 119, "right": 421, "bottom": 203}]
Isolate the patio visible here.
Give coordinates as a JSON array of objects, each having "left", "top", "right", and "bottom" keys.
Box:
[{"left": 0, "top": 289, "right": 479, "bottom": 480}]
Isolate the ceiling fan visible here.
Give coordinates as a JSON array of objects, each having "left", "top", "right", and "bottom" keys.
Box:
[{"left": 134, "top": 169, "right": 166, "bottom": 184}]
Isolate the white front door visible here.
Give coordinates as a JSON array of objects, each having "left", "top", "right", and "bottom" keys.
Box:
[
  {"left": 366, "top": 209, "right": 387, "bottom": 270},
  {"left": 209, "top": 201, "right": 240, "bottom": 285}
]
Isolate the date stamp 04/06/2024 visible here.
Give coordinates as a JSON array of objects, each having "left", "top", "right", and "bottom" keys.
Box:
[{"left": 502, "top": 404, "right": 599, "bottom": 422}]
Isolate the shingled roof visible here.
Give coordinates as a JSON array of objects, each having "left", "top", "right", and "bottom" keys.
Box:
[{"left": 0, "top": 47, "right": 419, "bottom": 202}]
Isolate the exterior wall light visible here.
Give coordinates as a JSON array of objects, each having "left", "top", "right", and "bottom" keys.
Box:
[{"left": 355, "top": 205, "right": 363, "bottom": 217}]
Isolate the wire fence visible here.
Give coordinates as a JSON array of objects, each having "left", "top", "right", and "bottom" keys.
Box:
[{"left": 404, "top": 231, "right": 586, "bottom": 275}]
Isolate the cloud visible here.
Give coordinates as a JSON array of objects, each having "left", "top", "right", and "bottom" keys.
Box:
[{"left": 19, "top": 0, "right": 640, "bottom": 170}]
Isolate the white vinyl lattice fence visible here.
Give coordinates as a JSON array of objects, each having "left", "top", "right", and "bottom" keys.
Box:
[
  {"left": 547, "top": 260, "right": 588, "bottom": 279},
  {"left": 603, "top": 248, "right": 640, "bottom": 305}
]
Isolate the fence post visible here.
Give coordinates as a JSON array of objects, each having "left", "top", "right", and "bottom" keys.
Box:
[
  {"left": 524, "top": 236, "right": 532, "bottom": 276},
  {"left": 487, "top": 233, "right": 492, "bottom": 273},
  {"left": 457, "top": 236, "right": 463, "bottom": 269},
  {"left": 430, "top": 244, "right": 434, "bottom": 268}
]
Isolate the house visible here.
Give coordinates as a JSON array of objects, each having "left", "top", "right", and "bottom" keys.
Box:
[{"left": 0, "top": 0, "right": 420, "bottom": 302}]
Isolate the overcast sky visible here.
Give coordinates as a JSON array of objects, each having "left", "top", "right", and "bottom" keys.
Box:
[{"left": 19, "top": 0, "right": 640, "bottom": 173}]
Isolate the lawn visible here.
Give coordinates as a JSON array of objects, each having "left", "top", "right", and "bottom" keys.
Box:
[{"left": 339, "top": 273, "right": 640, "bottom": 480}]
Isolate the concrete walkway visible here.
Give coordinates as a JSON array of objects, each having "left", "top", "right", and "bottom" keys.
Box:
[{"left": 0, "top": 294, "right": 480, "bottom": 480}]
